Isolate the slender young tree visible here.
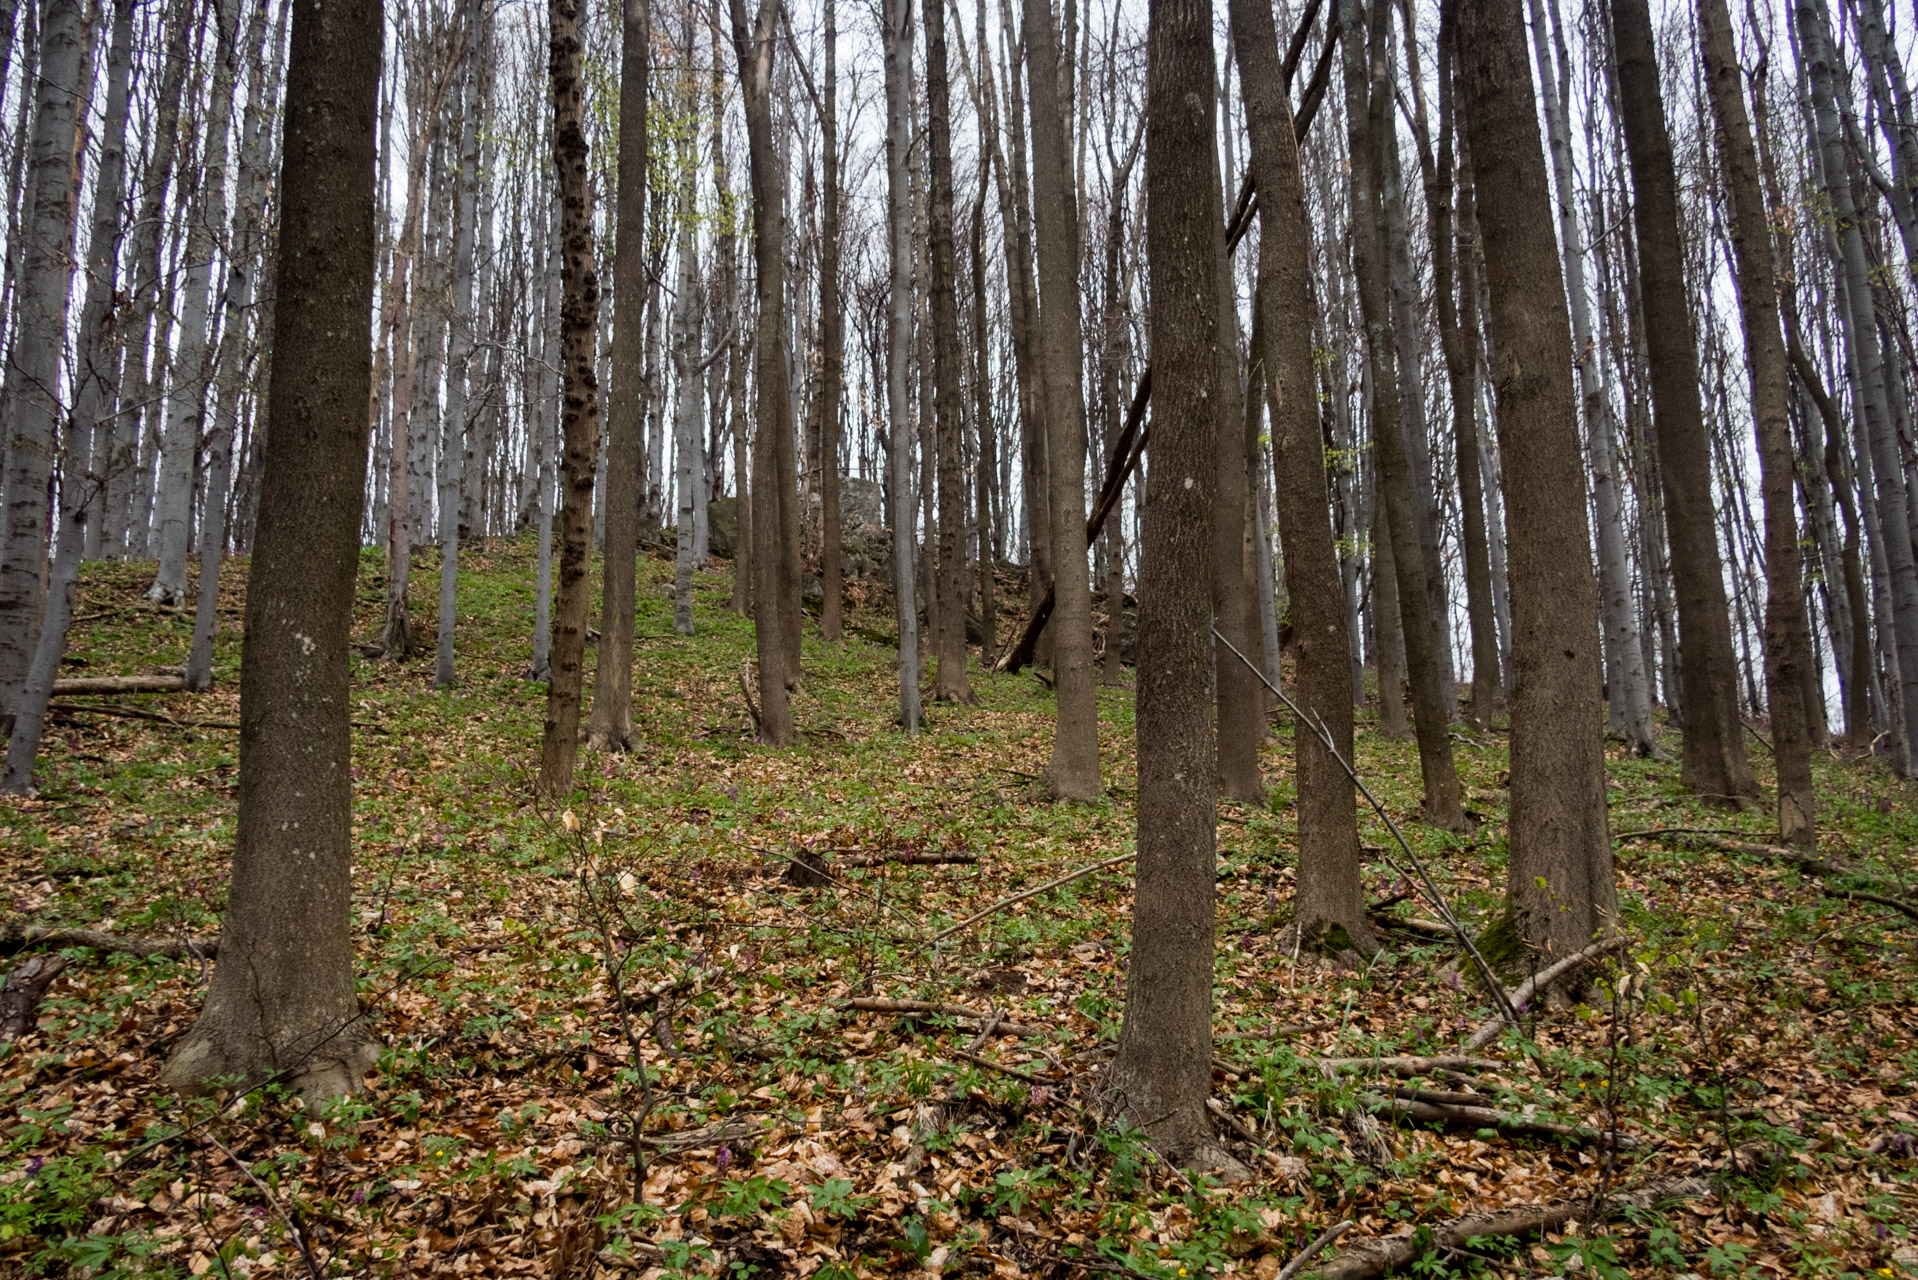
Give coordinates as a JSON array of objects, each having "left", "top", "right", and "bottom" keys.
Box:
[
  {"left": 1455, "top": 0, "right": 1616, "bottom": 964},
  {"left": 537, "top": 0, "right": 603, "bottom": 797},
  {"left": 1230, "top": 0, "right": 1374, "bottom": 953},
  {"left": 1697, "top": 0, "right": 1815, "bottom": 844},
  {"left": 586, "top": 0, "right": 649, "bottom": 751},
  {"left": 1107, "top": 0, "right": 1243, "bottom": 1177},
  {"left": 160, "top": 0, "right": 383, "bottom": 1102},
  {"left": 815, "top": 0, "right": 846, "bottom": 643},
  {"left": 1607, "top": 0, "right": 1757, "bottom": 804},
  {"left": 1023, "top": 0, "right": 1100, "bottom": 798}
]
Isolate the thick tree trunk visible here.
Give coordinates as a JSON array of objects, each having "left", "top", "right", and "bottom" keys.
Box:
[
  {"left": 1456, "top": 0, "right": 1616, "bottom": 965},
  {"left": 159, "top": 0, "right": 382, "bottom": 1103},
  {"left": 1340, "top": 0, "right": 1463, "bottom": 829},
  {"left": 924, "top": 0, "right": 973, "bottom": 703},
  {"left": 1023, "top": 0, "right": 1100, "bottom": 799},
  {"left": 731, "top": 0, "right": 798, "bottom": 744},
  {"left": 1608, "top": 0, "right": 1756, "bottom": 803},
  {"left": 1107, "top": 0, "right": 1240, "bottom": 1178},
  {"left": 1230, "top": 0, "right": 1374, "bottom": 954},
  {"left": 1697, "top": 0, "right": 1815, "bottom": 844},
  {"left": 586, "top": 0, "right": 648, "bottom": 748},
  {"left": 537, "top": 0, "right": 603, "bottom": 798},
  {"left": 884, "top": 0, "right": 922, "bottom": 730}
]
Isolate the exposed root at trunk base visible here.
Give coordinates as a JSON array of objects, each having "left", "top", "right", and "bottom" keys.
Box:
[{"left": 160, "top": 1024, "right": 380, "bottom": 1110}]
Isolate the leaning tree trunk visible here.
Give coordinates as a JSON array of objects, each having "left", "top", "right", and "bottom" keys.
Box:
[
  {"left": 1697, "top": 0, "right": 1816, "bottom": 846},
  {"left": 537, "top": 0, "right": 604, "bottom": 798},
  {"left": 924, "top": 0, "right": 974, "bottom": 703},
  {"left": 883, "top": 0, "right": 922, "bottom": 730},
  {"left": 0, "top": 0, "right": 87, "bottom": 723},
  {"left": 1106, "top": 0, "right": 1242, "bottom": 1179},
  {"left": 1023, "top": 0, "right": 1100, "bottom": 799},
  {"left": 1230, "top": 0, "right": 1376, "bottom": 955},
  {"left": 159, "top": 0, "right": 383, "bottom": 1104},
  {"left": 1456, "top": 0, "right": 1617, "bottom": 967},
  {"left": 2, "top": 0, "right": 138, "bottom": 793},
  {"left": 1607, "top": 0, "right": 1756, "bottom": 804},
  {"left": 730, "top": 0, "right": 799, "bottom": 744},
  {"left": 585, "top": 0, "right": 649, "bottom": 749},
  {"left": 148, "top": 8, "right": 239, "bottom": 607}
]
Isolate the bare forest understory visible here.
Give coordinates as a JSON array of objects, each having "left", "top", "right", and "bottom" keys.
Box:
[{"left": 2, "top": 540, "right": 1915, "bottom": 1279}]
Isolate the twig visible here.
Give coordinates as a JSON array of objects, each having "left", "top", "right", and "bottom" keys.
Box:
[
  {"left": 203, "top": 1132, "right": 325, "bottom": 1280},
  {"left": 48, "top": 701, "right": 239, "bottom": 730},
  {"left": 929, "top": 852, "right": 1135, "bottom": 943},
  {"left": 1274, "top": 1220, "right": 1355, "bottom": 1280},
  {"left": 1463, "top": 935, "right": 1629, "bottom": 1052},
  {"left": 948, "top": 1045, "right": 1044, "bottom": 1084},
  {"left": 1823, "top": 887, "right": 1918, "bottom": 925},
  {"left": 1212, "top": 629, "right": 1521, "bottom": 1031}
]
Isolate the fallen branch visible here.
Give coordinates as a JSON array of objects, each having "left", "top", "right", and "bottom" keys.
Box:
[
  {"left": 844, "top": 997, "right": 1044, "bottom": 1037},
  {"left": 51, "top": 675, "right": 187, "bottom": 694},
  {"left": 1464, "top": 935, "right": 1629, "bottom": 1052},
  {"left": 929, "top": 852, "right": 1135, "bottom": 943},
  {"left": 0, "top": 955, "right": 68, "bottom": 1041},
  {"left": 1309, "top": 1173, "right": 1713, "bottom": 1280},
  {"left": 1823, "top": 887, "right": 1918, "bottom": 925},
  {"left": 1306, "top": 1055, "right": 1504, "bottom": 1076},
  {"left": 1361, "top": 1093, "right": 1638, "bottom": 1148},
  {"left": 948, "top": 1045, "right": 1044, "bottom": 1084},
  {"left": 1370, "top": 914, "right": 1455, "bottom": 938},
  {"left": 49, "top": 702, "right": 239, "bottom": 730},
  {"left": 1273, "top": 1220, "right": 1354, "bottom": 1280},
  {"left": 839, "top": 850, "right": 980, "bottom": 867},
  {"left": 0, "top": 924, "right": 219, "bottom": 960}
]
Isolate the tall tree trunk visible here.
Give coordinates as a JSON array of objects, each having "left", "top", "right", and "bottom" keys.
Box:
[
  {"left": 815, "top": 0, "right": 844, "bottom": 643},
  {"left": 730, "top": 0, "right": 798, "bottom": 744},
  {"left": 187, "top": 0, "right": 278, "bottom": 694},
  {"left": 537, "top": 0, "right": 603, "bottom": 797},
  {"left": 3, "top": 0, "right": 138, "bottom": 790},
  {"left": 586, "top": 0, "right": 648, "bottom": 749},
  {"left": 159, "top": 0, "right": 382, "bottom": 1103},
  {"left": 971, "top": 190, "right": 998, "bottom": 658},
  {"left": 1697, "top": 0, "right": 1815, "bottom": 845},
  {"left": 1107, "top": 0, "right": 1242, "bottom": 1179},
  {"left": 531, "top": 190, "right": 561, "bottom": 680},
  {"left": 1211, "top": 169, "right": 1263, "bottom": 805},
  {"left": 994, "top": 0, "right": 1049, "bottom": 615},
  {"left": 1340, "top": 0, "right": 1464, "bottom": 829},
  {"left": 0, "top": 0, "right": 87, "bottom": 720},
  {"left": 1023, "top": 0, "right": 1100, "bottom": 799},
  {"left": 884, "top": 0, "right": 922, "bottom": 730},
  {"left": 434, "top": 0, "right": 485, "bottom": 689},
  {"left": 1233, "top": 0, "right": 1374, "bottom": 955},
  {"left": 1456, "top": 0, "right": 1616, "bottom": 965},
  {"left": 1607, "top": 0, "right": 1756, "bottom": 803},
  {"left": 148, "top": 8, "right": 239, "bottom": 607},
  {"left": 924, "top": 0, "right": 973, "bottom": 702}
]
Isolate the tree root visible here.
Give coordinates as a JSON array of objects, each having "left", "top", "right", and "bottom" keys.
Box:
[{"left": 1, "top": 955, "right": 68, "bottom": 1041}]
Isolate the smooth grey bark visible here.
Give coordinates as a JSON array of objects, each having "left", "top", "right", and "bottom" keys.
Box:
[
  {"left": 531, "top": 191, "right": 561, "bottom": 681},
  {"left": 187, "top": 0, "right": 277, "bottom": 693},
  {"left": 434, "top": 0, "right": 484, "bottom": 689},
  {"left": 671, "top": 205, "right": 701, "bottom": 637},
  {"left": 148, "top": 6, "right": 239, "bottom": 606},
  {"left": 0, "top": 0, "right": 87, "bottom": 723}
]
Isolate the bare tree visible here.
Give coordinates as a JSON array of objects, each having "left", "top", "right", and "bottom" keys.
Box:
[{"left": 884, "top": 0, "right": 922, "bottom": 730}]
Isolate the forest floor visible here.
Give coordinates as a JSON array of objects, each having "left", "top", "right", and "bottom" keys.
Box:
[{"left": 2, "top": 535, "right": 1916, "bottom": 1280}]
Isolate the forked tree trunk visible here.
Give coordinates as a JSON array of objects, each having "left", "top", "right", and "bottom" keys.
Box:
[
  {"left": 1229, "top": 0, "right": 1374, "bottom": 954},
  {"left": 1107, "top": 0, "right": 1242, "bottom": 1179},
  {"left": 537, "top": 0, "right": 603, "bottom": 798},
  {"left": 160, "top": 0, "right": 383, "bottom": 1104},
  {"left": 1607, "top": 0, "right": 1756, "bottom": 804},
  {"left": 730, "top": 0, "right": 798, "bottom": 744},
  {"left": 1023, "top": 0, "right": 1099, "bottom": 799},
  {"left": 1697, "top": 0, "right": 1815, "bottom": 845},
  {"left": 1456, "top": 0, "right": 1616, "bottom": 966},
  {"left": 586, "top": 0, "right": 649, "bottom": 749}
]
